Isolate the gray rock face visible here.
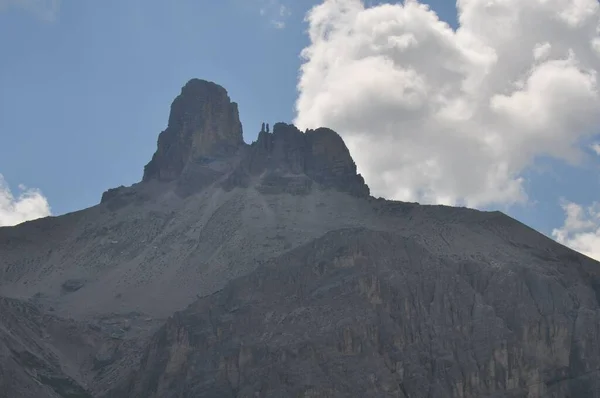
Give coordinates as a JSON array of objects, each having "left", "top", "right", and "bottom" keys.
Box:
[
  {"left": 110, "top": 228, "right": 600, "bottom": 398},
  {"left": 2, "top": 78, "right": 600, "bottom": 398},
  {"left": 241, "top": 123, "right": 369, "bottom": 197},
  {"left": 0, "top": 296, "right": 161, "bottom": 398},
  {"left": 142, "top": 79, "right": 244, "bottom": 182},
  {"left": 0, "top": 297, "right": 92, "bottom": 397},
  {"left": 100, "top": 185, "right": 125, "bottom": 204}
]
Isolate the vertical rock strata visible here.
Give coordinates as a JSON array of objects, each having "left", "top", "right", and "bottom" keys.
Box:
[{"left": 143, "top": 79, "right": 244, "bottom": 182}]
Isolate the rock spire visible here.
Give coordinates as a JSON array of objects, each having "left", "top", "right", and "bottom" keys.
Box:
[{"left": 143, "top": 79, "right": 244, "bottom": 182}]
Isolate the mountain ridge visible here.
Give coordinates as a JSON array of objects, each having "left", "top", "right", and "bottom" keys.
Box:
[{"left": 100, "top": 79, "right": 370, "bottom": 218}]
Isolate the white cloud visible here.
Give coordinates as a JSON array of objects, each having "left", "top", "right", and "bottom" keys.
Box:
[
  {"left": 0, "top": 174, "right": 51, "bottom": 227},
  {"left": 533, "top": 42, "right": 552, "bottom": 61},
  {"left": 295, "top": 0, "right": 600, "bottom": 207},
  {"left": 552, "top": 200, "right": 600, "bottom": 261},
  {"left": 259, "top": 0, "right": 291, "bottom": 29},
  {"left": 0, "top": 0, "right": 60, "bottom": 21}
]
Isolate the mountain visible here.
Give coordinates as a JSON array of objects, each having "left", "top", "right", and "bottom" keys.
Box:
[{"left": 1, "top": 79, "right": 600, "bottom": 398}]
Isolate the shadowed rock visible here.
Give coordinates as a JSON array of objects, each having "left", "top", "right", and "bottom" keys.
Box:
[
  {"left": 115, "top": 228, "right": 600, "bottom": 398},
  {"left": 61, "top": 278, "right": 85, "bottom": 293},
  {"left": 142, "top": 79, "right": 244, "bottom": 182},
  {"left": 236, "top": 122, "right": 369, "bottom": 197}
]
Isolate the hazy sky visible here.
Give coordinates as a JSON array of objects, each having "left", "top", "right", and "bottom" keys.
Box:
[{"left": 2, "top": 0, "right": 600, "bottom": 260}]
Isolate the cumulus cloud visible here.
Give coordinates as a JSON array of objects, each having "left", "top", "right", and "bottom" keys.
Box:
[
  {"left": 0, "top": 0, "right": 60, "bottom": 21},
  {"left": 0, "top": 174, "right": 51, "bottom": 227},
  {"left": 295, "top": 0, "right": 600, "bottom": 207},
  {"left": 259, "top": 0, "right": 291, "bottom": 29},
  {"left": 552, "top": 200, "right": 600, "bottom": 261}
]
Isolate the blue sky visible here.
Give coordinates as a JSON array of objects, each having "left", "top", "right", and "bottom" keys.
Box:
[{"left": 1, "top": 0, "right": 600, "bottom": 259}]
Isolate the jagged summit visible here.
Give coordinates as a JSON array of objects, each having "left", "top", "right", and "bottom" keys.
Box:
[
  {"left": 123, "top": 79, "right": 369, "bottom": 199},
  {"left": 241, "top": 122, "right": 370, "bottom": 197}
]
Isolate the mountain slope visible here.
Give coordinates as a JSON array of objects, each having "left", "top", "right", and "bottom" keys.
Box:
[
  {"left": 0, "top": 297, "right": 92, "bottom": 398},
  {"left": 108, "top": 226, "right": 600, "bottom": 398},
  {"left": 1, "top": 79, "right": 600, "bottom": 397}
]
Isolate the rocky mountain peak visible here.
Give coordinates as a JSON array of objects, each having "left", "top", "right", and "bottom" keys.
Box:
[
  {"left": 142, "top": 79, "right": 244, "bottom": 182},
  {"left": 133, "top": 78, "right": 369, "bottom": 198}
]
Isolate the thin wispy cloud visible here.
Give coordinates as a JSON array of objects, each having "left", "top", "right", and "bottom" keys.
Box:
[
  {"left": 0, "top": 0, "right": 61, "bottom": 22},
  {"left": 259, "top": 0, "right": 291, "bottom": 29}
]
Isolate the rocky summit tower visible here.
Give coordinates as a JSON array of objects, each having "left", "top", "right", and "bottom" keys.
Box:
[{"left": 143, "top": 79, "right": 245, "bottom": 182}]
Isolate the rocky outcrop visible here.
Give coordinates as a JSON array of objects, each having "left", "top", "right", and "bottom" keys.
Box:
[
  {"left": 61, "top": 278, "right": 85, "bottom": 293},
  {"left": 142, "top": 79, "right": 244, "bottom": 182},
  {"left": 235, "top": 122, "right": 369, "bottom": 197},
  {"left": 304, "top": 126, "right": 369, "bottom": 197},
  {"left": 127, "top": 79, "right": 368, "bottom": 199},
  {"left": 100, "top": 185, "right": 126, "bottom": 203}
]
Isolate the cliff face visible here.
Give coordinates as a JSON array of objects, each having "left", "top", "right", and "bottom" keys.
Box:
[
  {"left": 116, "top": 228, "right": 600, "bottom": 398},
  {"left": 2, "top": 78, "right": 600, "bottom": 398},
  {"left": 239, "top": 122, "right": 369, "bottom": 197},
  {"left": 142, "top": 79, "right": 245, "bottom": 182}
]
